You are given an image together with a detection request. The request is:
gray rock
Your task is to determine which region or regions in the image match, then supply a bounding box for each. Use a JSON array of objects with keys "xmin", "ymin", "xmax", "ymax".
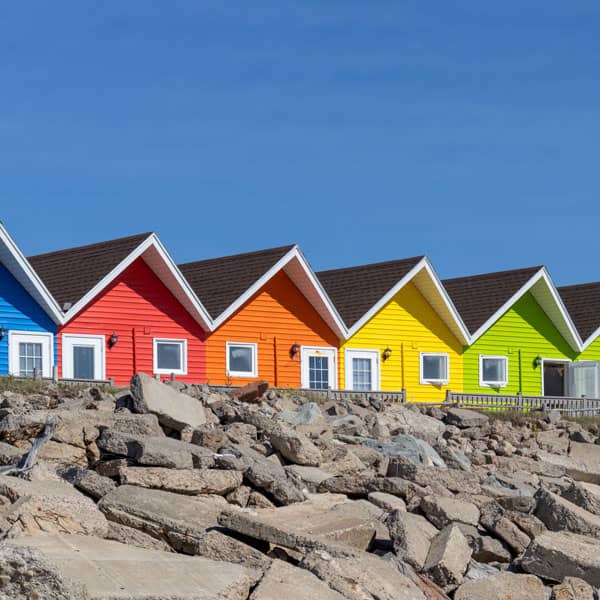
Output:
[
  {"xmin": 329, "ymin": 414, "xmax": 365, "ymax": 436},
  {"xmin": 471, "ymin": 535, "xmax": 512, "ymax": 563},
  {"xmin": 454, "ymin": 572, "xmax": 545, "ymax": 600},
  {"xmin": 380, "ymin": 406, "xmax": 445, "ymax": 442},
  {"xmin": 521, "ymin": 530, "xmax": 600, "ymax": 586},
  {"xmin": 562, "ymin": 481, "xmax": 600, "ymax": 516},
  {"xmin": 277, "ymin": 403, "xmax": 324, "ymax": 427},
  {"xmin": 424, "ymin": 524, "xmax": 472, "ymax": 589},
  {"xmin": 535, "ymin": 488, "xmax": 600, "ymax": 537},
  {"xmin": 106, "ymin": 521, "xmax": 174, "ymax": 552},
  {"xmin": 130, "ymin": 372, "xmax": 207, "ymax": 431},
  {"xmin": 361, "ymin": 434, "xmax": 446, "ymax": 468},
  {"xmin": 420, "ymin": 495, "xmax": 480, "ymax": 528},
  {"xmin": 445, "ymin": 408, "xmax": 488, "ymax": 429},
  {"xmin": 68, "ymin": 467, "xmax": 116, "ymax": 500},
  {"xmin": 0, "ymin": 440, "xmax": 23, "ymax": 465},
  {"xmin": 368, "ymin": 491, "xmax": 407, "ymax": 513},
  {"xmin": 479, "ymin": 502, "xmax": 531, "ymax": 555},
  {"xmin": 551, "ymin": 576, "xmax": 595, "ymax": 600},
  {"xmin": 388, "ymin": 509, "xmax": 438, "ymax": 570},
  {"xmin": 463, "ymin": 560, "xmax": 500, "ymax": 581},
  {"xmin": 285, "ymin": 465, "xmax": 334, "ymax": 492},
  {"xmin": 270, "ymin": 427, "xmax": 322, "ymax": 466}
]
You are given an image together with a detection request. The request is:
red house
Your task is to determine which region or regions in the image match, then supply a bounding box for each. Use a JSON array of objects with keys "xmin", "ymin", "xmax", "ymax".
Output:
[{"xmin": 29, "ymin": 233, "xmax": 212, "ymax": 386}]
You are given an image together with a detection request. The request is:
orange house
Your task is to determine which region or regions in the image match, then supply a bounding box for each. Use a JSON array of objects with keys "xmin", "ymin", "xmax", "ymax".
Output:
[{"xmin": 180, "ymin": 245, "xmax": 346, "ymax": 388}]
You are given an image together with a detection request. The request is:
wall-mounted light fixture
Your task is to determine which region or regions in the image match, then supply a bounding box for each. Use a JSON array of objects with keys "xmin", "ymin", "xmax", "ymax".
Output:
[
  {"xmin": 533, "ymin": 355, "xmax": 543, "ymax": 368},
  {"xmin": 290, "ymin": 343, "xmax": 301, "ymax": 358},
  {"xmin": 0, "ymin": 327, "xmax": 6, "ymax": 341},
  {"xmin": 109, "ymin": 333, "xmax": 119, "ymax": 348},
  {"xmin": 382, "ymin": 347, "xmax": 392, "ymax": 361}
]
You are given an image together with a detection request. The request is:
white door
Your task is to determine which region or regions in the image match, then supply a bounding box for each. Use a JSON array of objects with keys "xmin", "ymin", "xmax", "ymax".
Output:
[
  {"xmin": 301, "ymin": 346, "xmax": 337, "ymax": 390},
  {"xmin": 568, "ymin": 361, "xmax": 600, "ymax": 398},
  {"xmin": 62, "ymin": 334, "xmax": 105, "ymax": 380},
  {"xmin": 345, "ymin": 349, "xmax": 380, "ymax": 391},
  {"xmin": 8, "ymin": 331, "xmax": 53, "ymax": 378}
]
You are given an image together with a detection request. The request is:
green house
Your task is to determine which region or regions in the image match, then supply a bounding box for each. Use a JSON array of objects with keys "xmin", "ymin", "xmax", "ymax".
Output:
[{"xmin": 444, "ymin": 267, "xmax": 582, "ymax": 397}]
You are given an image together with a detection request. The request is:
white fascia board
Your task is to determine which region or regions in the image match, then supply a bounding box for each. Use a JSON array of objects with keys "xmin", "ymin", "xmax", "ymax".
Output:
[
  {"xmin": 62, "ymin": 234, "xmax": 213, "ymax": 331},
  {"xmin": 0, "ymin": 223, "xmax": 64, "ymax": 324},
  {"xmin": 582, "ymin": 326, "xmax": 600, "ymax": 351},
  {"xmin": 211, "ymin": 245, "xmax": 348, "ymax": 339}
]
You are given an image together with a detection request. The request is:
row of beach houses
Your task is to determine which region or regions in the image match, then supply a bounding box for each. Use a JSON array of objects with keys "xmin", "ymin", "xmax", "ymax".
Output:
[{"xmin": 1, "ymin": 223, "xmax": 600, "ymax": 402}]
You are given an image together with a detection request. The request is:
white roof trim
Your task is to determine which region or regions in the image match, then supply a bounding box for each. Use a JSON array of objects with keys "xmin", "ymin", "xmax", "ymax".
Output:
[
  {"xmin": 345, "ymin": 257, "xmax": 471, "ymax": 345},
  {"xmin": 582, "ymin": 325, "xmax": 600, "ymax": 351},
  {"xmin": 0, "ymin": 223, "xmax": 63, "ymax": 324},
  {"xmin": 211, "ymin": 245, "xmax": 347, "ymax": 339},
  {"xmin": 61, "ymin": 233, "xmax": 213, "ymax": 330},
  {"xmin": 469, "ymin": 267, "xmax": 583, "ymax": 352}
]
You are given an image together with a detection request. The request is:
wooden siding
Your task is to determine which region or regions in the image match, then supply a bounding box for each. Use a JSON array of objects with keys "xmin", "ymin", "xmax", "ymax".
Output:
[
  {"xmin": 463, "ymin": 291, "xmax": 576, "ymax": 395},
  {"xmin": 579, "ymin": 336, "xmax": 600, "ymax": 362},
  {"xmin": 58, "ymin": 258, "xmax": 207, "ymax": 386},
  {"xmin": 205, "ymin": 270, "xmax": 339, "ymax": 387},
  {"xmin": 340, "ymin": 281, "xmax": 464, "ymax": 402},
  {"xmin": 0, "ymin": 262, "xmax": 56, "ymax": 374}
]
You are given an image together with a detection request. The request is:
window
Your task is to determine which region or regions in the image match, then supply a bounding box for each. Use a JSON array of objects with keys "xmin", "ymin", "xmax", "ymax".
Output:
[
  {"xmin": 352, "ymin": 357, "xmax": 372, "ymax": 391},
  {"xmin": 226, "ymin": 342, "xmax": 257, "ymax": 377},
  {"xmin": 309, "ymin": 355, "xmax": 330, "ymax": 390},
  {"xmin": 62, "ymin": 334, "xmax": 104, "ymax": 380},
  {"xmin": 73, "ymin": 346, "xmax": 95, "ymax": 379},
  {"xmin": 18, "ymin": 342, "xmax": 43, "ymax": 377},
  {"xmin": 420, "ymin": 352, "xmax": 449, "ymax": 384},
  {"xmin": 154, "ymin": 339, "xmax": 187, "ymax": 375},
  {"xmin": 479, "ymin": 355, "xmax": 508, "ymax": 387},
  {"xmin": 9, "ymin": 331, "xmax": 53, "ymax": 378}
]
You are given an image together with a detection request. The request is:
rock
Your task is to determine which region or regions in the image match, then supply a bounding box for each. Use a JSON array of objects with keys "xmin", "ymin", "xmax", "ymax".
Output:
[
  {"xmin": 454, "ymin": 573, "xmax": 545, "ymax": 600},
  {"xmin": 130, "ymin": 372, "xmax": 207, "ymax": 431},
  {"xmin": 106, "ymin": 521, "xmax": 174, "ymax": 552},
  {"xmin": 551, "ymin": 576, "xmax": 595, "ymax": 600},
  {"xmin": 368, "ymin": 491, "xmax": 407, "ymax": 512},
  {"xmin": 420, "ymin": 495, "xmax": 480, "ymax": 528},
  {"xmin": 471, "ymin": 534, "xmax": 512, "ymax": 563},
  {"xmin": 537, "ymin": 430, "xmax": 570, "ymax": 454},
  {"xmin": 329, "ymin": 414, "xmax": 365, "ymax": 436},
  {"xmin": 229, "ymin": 381, "xmax": 269, "ymax": 403},
  {"xmin": 98, "ymin": 485, "xmax": 226, "ymax": 553},
  {"xmin": 277, "ymin": 403, "xmax": 324, "ymax": 427},
  {"xmin": 562, "ymin": 481, "xmax": 600, "ymax": 516},
  {"xmin": 463, "ymin": 560, "xmax": 500, "ymax": 581},
  {"xmin": 250, "ymin": 559, "xmax": 345, "ymax": 599},
  {"xmin": 196, "ymin": 529, "xmax": 273, "ymax": 571},
  {"xmin": 521, "ymin": 530, "xmax": 600, "ymax": 586},
  {"xmin": 270, "ymin": 427, "xmax": 322, "ymax": 466},
  {"xmin": 286, "ymin": 465, "xmax": 334, "ymax": 491},
  {"xmin": 8, "ymin": 533, "xmax": 261, "ymax": 599},
  {"xmin": 479, "ymin": 502, "xmax": 531, "ymax": 555},
  {"xmin": 537, "ymin": 450, "xmax": 600, "ymax": 485},
  {"xmin": 299, "ymin": 547, "xmax": 427, "ymax": 600},
  {"xmin": 37, "ymin": 440, "xmax": 88, "ymax": 467},
  {"xmin": 388, "ymin": 509, "xmax": 439, "ymax": 570},
  {"xmin": 534, "ymin": 488, "xmax": 600, "ymax": 537},
  {"xmin": 380, "ymin": 406, "xmax": 445, "ymax": 442},
  {"xmin": 119, "ymin": 466, "xmax": 243, "ymax": 495},
  {"xmin": 0, "ymin": 440, "xmax": 23, "ymax": 465},
  {"xmin": 219, "ymin": 494, "xmax": 378, "ymax": 552},
  {"xmin": 67, "ymin": 467, "xmax": 116, "ymax": 500},
  {"xmin": 424, "ymin": 524, "xmax": 472, "ymax": 589},
  {"xmin": 0, "ymin": 543, "xmax": 86, "ymax": 599},
  {"xmin": 226, "ymin": 485, "xmax": 252, "ymax": 507},
  {"xmin": 445, "ymin": 408, "xmax": 488, "ymax": 429},
  {"xmin": 319, "ymin": 444, "xmax": 365, "ymax": 475},
  {"xmin": 362, "ymin": 434, "xmax": 446, "ymax": 468}
]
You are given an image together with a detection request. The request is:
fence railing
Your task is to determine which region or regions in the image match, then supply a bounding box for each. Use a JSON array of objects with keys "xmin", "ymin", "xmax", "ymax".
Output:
[{"xmin": 446, "ymin": 390, "xmax": 600, "ymax": 417}]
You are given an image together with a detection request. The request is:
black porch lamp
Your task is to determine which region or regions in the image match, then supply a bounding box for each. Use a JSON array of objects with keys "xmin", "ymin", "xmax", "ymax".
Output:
[{"xmin": 109, "ymin": 332, "xmax": 119, "ymax": 348}]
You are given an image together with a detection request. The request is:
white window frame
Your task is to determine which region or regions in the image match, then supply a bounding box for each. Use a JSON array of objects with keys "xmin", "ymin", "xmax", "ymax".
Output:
[
  {"xmin": 345, "ymin": 348, "xmax": 380, "ymax": 391},
  {"xmin": 62, "ymin": 333, "xmax": 106, "ymax": 380},
  {"xmin": 8, "ymin": 331, "xmax": 53, "ymax": 378},
  {"xmin": 226, "ymin": 342, "xmax": 258, "ymax": 378},
  {"xmin": 419, "ymin": 352, "xmax": 449, "ymax": 385},
  {"xmin": 153, "ymin": 338, "xmax": 188, "ymax": 376},
  {"xmin": 301, "ymin": 346, "xmax": 338, "ymax": 389},
  {"xmin": 479, "ymin": 355, "xmax": 509, "ymax": 388}
]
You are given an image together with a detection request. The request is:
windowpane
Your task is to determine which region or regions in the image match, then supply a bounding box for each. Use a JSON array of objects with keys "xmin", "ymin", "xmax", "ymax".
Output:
[
  {"xmin": 18, "ymin": 342, "xmax": 43, "ymax": 377},
  {"xmin": 73, "ymin": 346, "xmax": 95, "ymax": 380},
  {"xmin": 229, "ymin": 346, "xmax": 253, "ymax": 374},
  {"xmin": 482, "ymin": 357, "xmax": 506, "ymax": 384},
  {"xmin": 157, "ymin": 343, "xmax": 182, "ymax": 371},
  {"xmin": 352, "ymin": 357, "xmax": 372, "ymax": 391},
  {"xmin": 422, "ymin": 355, "xmax": 447, "ymax": 381},
  {"xmin": 309, "ymin": 356, "xmax": 329, "ymax": 390}
]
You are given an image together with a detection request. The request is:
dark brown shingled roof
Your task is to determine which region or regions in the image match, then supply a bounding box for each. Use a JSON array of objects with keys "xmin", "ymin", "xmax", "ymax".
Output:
[
  {"xmin": 317, "ymin": 256, "xmax": 424, "ymax": 328},
  {"xmin": 28, "ymin": 232, "xmax": 152, "ymax": 309},
  {"xmin": 178, "ymin": 245, "xmax": 295, "ymax": 319},
  {"xmin": 443, "ymin": 266, "xmax": 542, "ymax": 334},
  {"xmin": 558, "ymin": 282, "xmax": 600, "ymax": 341}
]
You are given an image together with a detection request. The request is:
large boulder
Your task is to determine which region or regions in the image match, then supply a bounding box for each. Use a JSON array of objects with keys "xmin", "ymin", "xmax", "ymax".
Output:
[
  {"xmin": 361, "ymin": 434, "xmax": 446, "ymax": 468},
  {"xmin": 534, "ymin": 489, "xmax": 600, "ymax": 537},
  {"xmin": 387, "ymin": 509, "xmax": 438, "ymax": 570},
  {"xmin": 562, "ymin": 481, "xmax": 600, "ymax": 516},
  {"xmin": 379, "ymin": 406, "xmax": 445, "ymax": 442},
  {"xmin": 551, "ymin": 577, "xmax": 595, "ymax": 600},
  {"xmin": 270, "ymin": 427, "xmax": 322, "ymax": 466},
  {"xmin": 454, "ymin": 572, "xmax": 545, "ymax": 600},
  {"xmin": 130, "ymin": 372, "xmax": 206, "ymax": 431},
  {"xmin": 444, "ymin": 408, "xmax": 488, "ymax": 429},
  {"xmin": 277, "ymin": 403, "xmax": 324, "ymax": 428},
  {"xmin": 424, "ymin": 524, "xmax": 472, "ymax": 589},
  {"xmin": 420, "ymin": 495, "xmax": 480, "ymax": 528}
]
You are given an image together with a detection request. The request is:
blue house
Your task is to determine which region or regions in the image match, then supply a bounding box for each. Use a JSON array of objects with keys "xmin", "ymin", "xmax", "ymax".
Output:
[{"xmin": 0, "ymin": 223, "xmax": 62, "ymax": 377}]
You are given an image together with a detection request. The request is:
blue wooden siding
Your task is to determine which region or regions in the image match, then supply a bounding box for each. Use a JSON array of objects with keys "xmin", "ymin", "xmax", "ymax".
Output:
[{"xmin": 0, "ymin": 262, "xmax": 56, "ymax": 374}]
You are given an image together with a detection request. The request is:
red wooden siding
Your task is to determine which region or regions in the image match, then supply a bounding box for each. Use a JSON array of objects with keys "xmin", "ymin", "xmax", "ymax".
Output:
[
  {"xmin": 58, "ymin": 258, "xmax": 207, "ymax": 385},
  {"xmin": 206, "ymin": 270, "xmax": 340, "ymax": 387}
]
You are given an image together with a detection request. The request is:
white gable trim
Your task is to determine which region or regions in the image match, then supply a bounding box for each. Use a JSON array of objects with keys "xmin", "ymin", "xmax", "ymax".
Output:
[
  {"xmin": 211, "ymin": 246, "xmax": 347, "ymax": 339},
  {"xmin": 582, "ymin": 326, "xmax": 600, "ymax": 351},
  {"xmin": 345, "ymin": 257, "xmax": 471, "ymax": 345},
  {"xmin": 469, "ymin": 267, "xmax": 583, "ymax": 352},
  {"xmin": 0, "ymin": 223, "xmax": 63, "ymax": 324},
  {"xmin": 61, "ymin": 233, "xmax": 213, "ymax": 330}
]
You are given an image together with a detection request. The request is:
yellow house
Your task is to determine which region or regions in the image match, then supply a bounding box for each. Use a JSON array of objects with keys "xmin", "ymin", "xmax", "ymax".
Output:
[{"xmin": 318, "ymin": 256, "xmax": 470, "ymax": 402}]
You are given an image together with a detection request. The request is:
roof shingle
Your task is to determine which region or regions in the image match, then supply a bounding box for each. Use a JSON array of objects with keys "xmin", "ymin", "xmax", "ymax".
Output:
[
  {"xmin": 28, "ymin": 232, "xmax": 152, "ymax": 308},
  {"xmin": 558, "ymin": 282, "xmax": 600, "ymax": 342},
  {"xmin": 317, "ymin": 256, "xmax": 424, "ymax": 328},
  {"xmin": 179, "ymin": 245, "xmax": 295, "ymax": 319},
  {"xmin": 443, "ymin": 266, "xmax": 542, "ymax": 334}
]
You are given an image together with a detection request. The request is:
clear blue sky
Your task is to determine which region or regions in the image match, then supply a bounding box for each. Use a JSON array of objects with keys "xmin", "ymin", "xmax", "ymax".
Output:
[{"xmin": 1, "ymin": 2, "xmax": 599, "ymax": 285}]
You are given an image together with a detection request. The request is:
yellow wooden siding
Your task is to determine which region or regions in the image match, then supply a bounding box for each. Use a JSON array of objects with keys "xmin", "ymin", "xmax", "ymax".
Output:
[
  {"xmin": 578, "ymin": 336, "xmax": 600, "ymax": 362},
  {"xmin": 339, "ymin": 281, "xmax": 464, "ymax": 402}
]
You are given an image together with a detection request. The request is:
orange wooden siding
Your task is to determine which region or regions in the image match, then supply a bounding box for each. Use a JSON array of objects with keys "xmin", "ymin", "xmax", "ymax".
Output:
[
  {"xmin": 206, "ymin": 270, "xmax": 339, "ymax": 387},
  {"xmin": 59, "ymin": 258, "xmax": 207, "ymax": 385}
]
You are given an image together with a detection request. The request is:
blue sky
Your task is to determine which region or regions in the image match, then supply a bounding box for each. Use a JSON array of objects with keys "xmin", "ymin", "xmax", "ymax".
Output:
[{"xmin": 1, "ymin": 2, "xmax": 599, "ymax": 284}]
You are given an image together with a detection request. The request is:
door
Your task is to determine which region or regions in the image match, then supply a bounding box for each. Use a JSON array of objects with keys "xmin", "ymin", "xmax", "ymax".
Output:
[
  {"xmin": 568, "ymin": 362, "xmax": 600, "ymax": 398},
  {"xmin": 543, "ymin": 361, "xmax": 567, "ymax": 396},
  {"xmin": 62, "ymin": 334, "xmax": 105, "ymax": 380},
  {"xmin": 8, "ymin": 331, "xmax": 53, "ymax": 378},
  {"xmin": 301, "ymin": 346, "xmax": 337, "ymax": 390},
  {"xmin": 345, "ymin": 349, "xmax": 380, "ymax": 391}
]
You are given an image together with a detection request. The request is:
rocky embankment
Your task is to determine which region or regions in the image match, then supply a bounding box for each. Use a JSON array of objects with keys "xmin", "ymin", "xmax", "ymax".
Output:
[{"xmin": 1, "ymin": 374, "xmax": 600, "ymax": 599}]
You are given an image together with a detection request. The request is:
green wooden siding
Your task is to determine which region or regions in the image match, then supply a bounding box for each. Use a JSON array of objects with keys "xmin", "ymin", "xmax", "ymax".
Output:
[
  {"xmin": 463, "ymin": 292, "xmax": 577, "ymax": 395},
  {"xmin": 579, "ymin": 336, "xmax": 600, "ymax": 362}
]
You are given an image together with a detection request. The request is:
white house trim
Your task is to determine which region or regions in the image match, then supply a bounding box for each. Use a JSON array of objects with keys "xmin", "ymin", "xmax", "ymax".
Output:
[{"xmin": 8, "ymin": 330, "xmax": 54, "ymax": 378}]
